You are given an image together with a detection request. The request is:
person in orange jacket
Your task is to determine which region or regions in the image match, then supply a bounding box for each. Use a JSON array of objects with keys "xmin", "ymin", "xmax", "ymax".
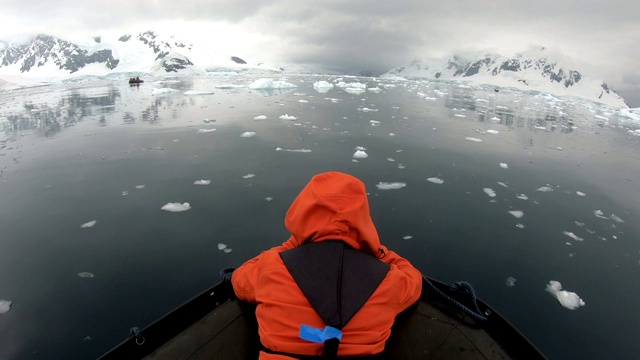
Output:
[{"xmin": 231, "ymin": 171, "xmax": 423, "ymax": 359}]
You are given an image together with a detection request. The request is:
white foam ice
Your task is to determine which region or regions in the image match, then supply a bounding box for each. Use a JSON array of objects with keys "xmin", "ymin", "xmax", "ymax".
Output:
[
  {"xmin": 487, "ymin": 130, "xmax": 499, "ymax": 134},
  {"xmin": 509, "ymin": 210, "xmax": 524, "ymax": 218},
  {"xmin": 194, "ymin": 180, "xmax": 211, "ymax": 185},
  {"xmin": 152, "ymin": 88, "xmax": 179, "ymax": 95},
  {"xmin": 427, "ymin": 177, "xmax": 444, "ymax": 184},
  {"xmin": 184, "ymin": 90, "xmax": 215, "ymax": 95},
  {"xmin": 313, "ymin": 81, "xmax": 334, "ymax": 93},
  {"xmin": 254, "ymin": 115, "xmax": 267, "ymax": 120},
  {"xmin": 376, "ymin": 182, "xmax": 406, "ymax": 190},
  {"xmin": 279, "ymin": 114, "xmax": 297, "ymax": 120},
  {"xmin": 500, "ymin": 163, "xmax": 508, "ymax": 169},
  {"xmin": 161, "ymin": 202, "xmax": 191, "ymax": 212},
  {"xmin": 563, "ymin": 231, "xmax": 584, "ymax": 241},
  {"xmin": 464, "ymin": 137, "xmax": 483, "ymax": 142},
  {"xmin": 198, "ymin": 128, "xmax": 217, "ymax": 133},
  {"xmin": 545, "ymin": 281, "xmax": 585, "ymax": 310},
  {"xmin": 536, "ymin": 186, "xmax": 554, "ymax": 192},
  {"xmin": 240, "ymin": 132, "xmax": 257, "ymax": 137},
  {"xmin": 0, "ymin": 299, "xmax": 12, "ymax": 314},
  {"xmin": 505, "ymin": 277, "xmax": 516, "ymax": 287},
  {"xmin": 80, "ymin": 220, "xmax": 97, "ymax": 228},
  {"xmin": 483, "ymin": 188, "xmax": 497, "ymax": 197},
  {"xmin": 77, "ymin": 272, "xmax": 95, "ymax": 278},
  {"xmin": 242, "ymin": 174, "xmax": 255, "ymax": 179},
  {"xmin": 249, "ymin": 78, "xmax": 296, "ymax": 89},
  {"xmin": 276, "ymin": 147, "xmax": 311, "ymax": 153}
]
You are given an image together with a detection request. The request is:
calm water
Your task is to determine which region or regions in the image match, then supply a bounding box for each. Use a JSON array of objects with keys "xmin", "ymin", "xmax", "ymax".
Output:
[{"xmin": 0, "ymin": 75, "xmax": 639, "ymax": 359}]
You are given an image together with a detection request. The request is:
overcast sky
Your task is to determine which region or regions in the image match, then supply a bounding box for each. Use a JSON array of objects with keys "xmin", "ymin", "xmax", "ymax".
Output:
[{"xmin": 1, "ymin": 0, "xmax": 639, "ymax": 105}]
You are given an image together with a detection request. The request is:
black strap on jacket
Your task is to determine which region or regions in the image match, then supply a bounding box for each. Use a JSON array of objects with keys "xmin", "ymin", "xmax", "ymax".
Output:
[{"xmin": 279, "ymin": 241, "xmax": 390, "ymax": 359}]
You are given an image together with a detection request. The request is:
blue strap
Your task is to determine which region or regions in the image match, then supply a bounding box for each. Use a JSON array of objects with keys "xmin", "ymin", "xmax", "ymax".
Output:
[{"xmin": 299, "ymin": 324, "xmax": 343, "ymax": 343}]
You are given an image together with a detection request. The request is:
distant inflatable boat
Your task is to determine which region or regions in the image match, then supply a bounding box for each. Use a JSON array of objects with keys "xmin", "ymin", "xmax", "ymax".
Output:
[
  {"xmin": 129, "ymin": 79, "xmax": 144, "ymax": 84},
  {"xmin": 98, "ymin": 276, "xmax": 546, "ymax": 359}
]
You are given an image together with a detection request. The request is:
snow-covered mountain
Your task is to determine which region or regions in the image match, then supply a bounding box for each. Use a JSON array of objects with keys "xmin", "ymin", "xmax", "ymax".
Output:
[
  {"xmin": 0, "ymin": 31, "xmax": 289, "ymax": 80},
  {"xmin": 385, "ymin": 47, "xmax": 628, "ymax": 108}
]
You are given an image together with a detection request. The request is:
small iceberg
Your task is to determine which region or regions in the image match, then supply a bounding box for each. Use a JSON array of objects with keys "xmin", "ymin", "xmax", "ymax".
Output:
[
  {"xmin": 483, "ymin": 188, "xmax": 496, "ymax": 197},
  {"xmin": 198, "ymin": 128, "xmax": 217, "ymax": 133},
  {"xmin": 376, "ymin": 182, "xmax": 406, "ymax": 190},
  {"xmin": 249, "ymin": 79, "xmax": 297, "ymax": 89},
  {"xmin": 427, "ymin": 177, "xmax": 444, "ymax": 184},
  {"xmin": 536, "ymin": 186, "xmax": 554, "ymax": 192},
  {"xmin": 508, "ymin": 210, "xmax": 524, "ymax": 218},
  {"xmin": 487, "ymin": 130, "xmax": 499, "ymax": 135},
  {"xmin": 194, "ymin": 180, "xmax": 211, "ymax": 185},
  {"xmin": 80, "ymin": 220, "xmax": 97, "ymax": 228},
  {"xmin": 499, "ymin": 163, "xmax": 508, "ymax": 169},
  {"xmin": 279, "ymin": 114, "xmax": 298, "ymax": 120},
  {"xmin": 545, "ymin": 281, "xmax": 585, "ymax": 310},
  {"xmin": 464, "ymin": 137, "xmax": 483, "ymax": 143},
  {"xmin": 218, "ymin": 243, "xmax": 233, "ymax": 253},
  {"xmin": 353, "ymin": 150, "xmax": 368, "ymax": 158},
  {"xmin": 576, "ymin": 191, "xmax": 586, "ymax": 197},
  {"xmin": 0, "ymin": 300, "xmax": 12, "ymax": 314},
  {"xmin": 313, "ymin": 81, "xmax": 334, "ymax": 93},
  {"xmin": 242, "ymin": 174, "xmax": 255, "ymax": 179},
  {"xmin": 254, "ymin": 115, "xmax": 267, "ymax": 120},
  {"xmin": 161, "ymin": 202, "xmax": 191, "ymax": 212}
]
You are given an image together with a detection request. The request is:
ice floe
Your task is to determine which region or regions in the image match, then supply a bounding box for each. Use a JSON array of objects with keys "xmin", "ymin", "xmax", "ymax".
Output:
[
  {"xmin": 184, "ymin": 90, "xmax": 215, "ymax": 95},
  {"xmin": 135, "ymin": 185, "xmax": 146, "ymax": 189},
  {"xmin": 249, "ymin": 79, "xmax": 296, "ymax": 89},
  {"xmin": 403, "ymin": 235, "xmax": 413, "ymax": 240},
  {"xmin": 77, "ymin": 272, "xmax": 95, "ymax": 278},
  {"xmin": 194, "ymin": 180, "xmax": 211, "ymax": 185},
  {"xmin": 545, "ymin": 281, "xmax": 585, "ymax": 310},
  {"xmin": 491, "ymin": 117, "xmax": 501, "ymax": 121},
  {"xmin": 515, "ymin": 224, "xmax": 525, "ymax": 229},
  {"xmin": 80, "ymin": 220, "xmax": 97, "ymax": 228},
  {"xmin": 610, "ymin": 214, "xmax": 624, "ymax": 223},
  {"xmin": 594, "ymin": 210, "xmax": 609, "ymax": 219},
  {"xmin": 536, "ymin": 186, "xmax": 554, "ymax": 192},
  {"xmin": 279, "ymin": 114, "xmax": 297, "ymax": 120},
  {"xmin": 454, "ymin": 114, "xmax": 466, "ymax": 118},
  {"xmin": 353, "ymin": 146, "xmax": 368, "ymax": 158},
  {"xmin": 254, "ymin": 115, "xmax": 267, "ymax": 120},
  {"xmin": 313, "ymin": 81, "xmax": 334, "ymax": 93},
  {"xmin": 161, "ymin": 202, "xmax": 191, "ymax": 212},
  {"xmin": 486, "ymin": 130, "xmax": 499, "ymax": 134},
  {"xmin": 152, "ymin": 88, "xmax": 178, "ymax": 95},
  {"xmin": 369, "ymin": 120, "xmax": 381, "ymax": 126},
  {"xmin": 298, "ymin": 99, "xmax": 308, "ymax": 103},
  {"xmin": 265, "ymin": 197, "xmax": 274, "ymax": 201},
  {"xmin": 508, "ymin": 210, "xmax": 524, "ymax": 218},
  {"xmin": 376, "ymin": 182, "xmax": 406, "ymax": 190},
  {"xmin": 276, "ymin": 147, "xmax": 311, "ymax": 153},
  {"xmin": 497, "ymin": 182, "xmax": 508, "ymax": 188},
  {"xmin": 505, "ymin": 277, "xmax": 516, "ymax": 287},
  {"xmin": 367, "ymin": 87, "xmax": 383, "ymax": 93},
  {"xmin": 427, "ymin": 177, "xmax": 444, "ymax": 184},
  {"xmin": 563, "ymin": 231, "xmax": 584, "ymax": 241},
  {"xmin": 122, "ymin": 191, "xmax": 129, "ymax": 196},
  {"xmin": 198, "ymin": 128, "xmax": 217, "ymax": 133},
  {"xmin": 499, "ymin": 163, "xmax": 509, "ymax": 169},
  {"xmin": 516, "ymin": 194, "xmax": 529, "ymax": 200},
  {"xmin": 464, "ymin": 137, "xmax": 483, "ymax": 142},
  {"xmin": 483, "ymin": 188, "xmax": 496, "ymax": 197},
  {"xmin": 0, "ymin": 299, "xmax": 12, "ymax": 314},
  {"xmin": 217, "ymin": 243, "xmax": 232, "ymax": 253},
  {"xmin": 359, "ymin": 107, "xmax": 379, "ymax": 112},
  {"xmin": 242, "ymin": 174, "xmax": 255, "ymax": 179},
  {"xmin": 240, "ymin": 132, "xmax": 257, "ymax": 137}
]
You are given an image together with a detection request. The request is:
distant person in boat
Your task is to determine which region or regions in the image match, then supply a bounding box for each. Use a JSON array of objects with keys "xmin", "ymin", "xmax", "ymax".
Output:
[{"xmin": 230, "ymin": 171, "xmax": 422, "ymax": 359}]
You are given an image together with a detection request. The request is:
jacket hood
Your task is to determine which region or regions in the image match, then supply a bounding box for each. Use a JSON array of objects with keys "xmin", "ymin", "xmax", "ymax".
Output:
[{"xmin": 284, "ymin": 172, "xmax": 381, "ymax": 254}]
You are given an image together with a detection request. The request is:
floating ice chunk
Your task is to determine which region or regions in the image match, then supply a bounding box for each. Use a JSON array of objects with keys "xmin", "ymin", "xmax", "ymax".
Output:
[
  {"xmin": 427, "ymin": 177, "xmax": 444, "ymax": 184},
  {"xmin": 594, "ymin": 210, "xmax": 609, "ymax": 219},
  {"xmin": 545, "ymin": 281, "xmax": 585, "ymax": 310},
  {"xmin": 483, "ymin": 188, "xmax": 496, "ymax": 197},
  {"xmin": 534, "ymin": 126, "xmax": 547, "ymax": 130},
  {"xmin": 249, "ymin": 79, "xmax": 296, "ymax": 89},
  {"xmin": 464, "ymin": 137, "xmax": 483, "ymax": 142},
  {"xmin": 203, "ymin": 118, "xmax": 216, "ymax": 123},
  {"xmin": 508, "ymin": 210, "xmax": 524, "ymax": 218},
  {"xmin": 388, "ymin": 133, "xmax": 396, "ymax": 136},
  {"xmin": 369, "ymin": 120, "xmax": 381, "ymax": 126},
  {"xmin": 279, "ymin": 114, "xmax": 297, "ymax": 120},
  {"xmin": 161, "ymin": 202, "xmax": 191, "ymax": 212},
  {"xmin": 497, "ymin": 182, "xmax": 508, "ymax": 188},
  {"xmin": 222, "ymin": 248, "xmax": 232, "ymax": 253},
  {"xmin": 240, "ymin": 132, "xmax": 257, "ymax": 137},
  {"xmin": 387, "ymin": 158, "xmax": 395, "ymax": 162},
  {"xmin": 78, "ymin": 272, "xmax": 95, "ymax": 278},
  {"xmin": 135, "ymin": 185, "xmax": 145, "ymax": 189},
  {"xmin": 0, "ymin": 299, "xmax": 12, "ymax": 314},
  {"xmin": 516, "ymin": 223, "xmax": 525, "ymax": 229},
  {"xmin": 80, "ymin": 220, "xmax": 97, "ymax": 228},
  {"xmin": 499, "ymin": 163, "xmax": 508, "ymax": 169},
  {"xmin": 367, "ymin": 87, "xmax": 382, "ymax": 93},
  {"xmin": 122, "ymin": 191, "xmax": 129, "ymax": 196},
  {"xmin": 425, "ymin": 96, "xmax": 437, "ymax": 101},
  {"xmin": 217, "ymin": 243, "xmax": 227, "ymax": 250},
  {"xmin": 265, "ymin": 197, "xmax": 274, "ymax": 201},
  {"xmin": 491, "ymin": 117, "xmax": 501, "ymax": 121},
  {"xmin": 487, "ymin": 130, "xmax": 499, "ymax": 134},
  {"xmin": 517, "ymin": 194, "xmax": 529, "ymax": 200},
  {"xmin": 276, "ymin": 147, "xmax": 311, "ymax": 153},
  {"xmin": 505, "ymin": 277, "xmax": 516, "ymax": 287},
  {"xmin": 198, "ymin": 128, "xmax": 217, "ymax": 133},
  {"xmin": 243, "ymin": 174, "xmax": 255, "ymax": 179},
  {"xmin": 194, "ymin": 180, "xmax": 211, "ymax": 185},
  {"xmin": 536, "ymin": 186, "xmax": 554, "ymax": 192},
  {"xmin": 563, "ymin": 231, "xmax": 584, "ymax": 241},
  {"xmin": 313, "ymin": 81, "xmax": 334, "ymax": 93},
  {"xmin": 576, "ymin": 191, "xmax": 586, "ymax": 197},
  {"xmin": 403, "ymin": 235, "xmax": 413, "ymax": 240},
  {"xmin": 575, "ymin": 221, "xmax": 585, "ymax": 227},
  {"xmin": 152, "ymin": 88, "xmax": 178, "ymax": 95},
  {"xmin": 298, "ymin": 99, "xmax": 308, "ymax": 103},
  {"xmin": 454, "ymin": 114, "xmax": 466, "ymax": 118},
  {"xmin": 353, "ymin": 149, "xmax": 368, "ymax": 159},
  {"xmin": 184, "ymin": 90, "xmax": 215, "ymax": 95},
  {"xmin": 610, "ymin": 214, "xmax": 624, "ymax": 223},
  {"xmin": 254, "ymin": 115, "xmax": 267, "ymax": 120},
  {"xmin": 376, "ymin": 182, "xmax": 406, "ymax": 190}
]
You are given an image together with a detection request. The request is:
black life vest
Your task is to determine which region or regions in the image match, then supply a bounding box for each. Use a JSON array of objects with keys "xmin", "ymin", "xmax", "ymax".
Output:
[{"xmin": 272, "ymin": 241, "xmax": 390, "ymax": 359}]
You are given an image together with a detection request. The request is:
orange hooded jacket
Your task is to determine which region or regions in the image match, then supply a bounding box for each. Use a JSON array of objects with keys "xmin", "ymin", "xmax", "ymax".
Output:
[{"xmin": 231, "ymin": 172, "xmax": 422, "ymax": 359}]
